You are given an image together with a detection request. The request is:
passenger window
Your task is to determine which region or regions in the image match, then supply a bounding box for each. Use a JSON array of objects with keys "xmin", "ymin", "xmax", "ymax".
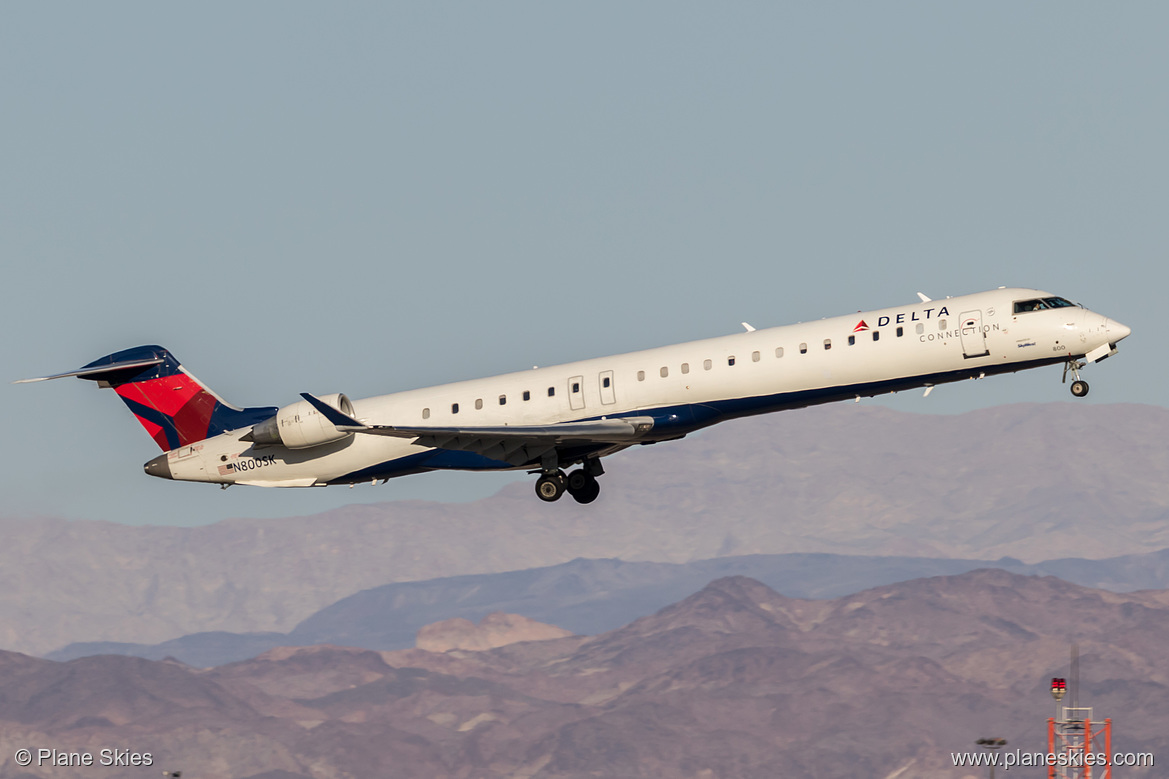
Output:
[
  {"xmin": 799, "ymin": 343, "xmax": 808, "ymax": 354},
  {"xmin": 823, "ymin": 339, "xmax": 831, "ymax": 350},
  {"xmin": 872, "ymin": 331, "xmax": 879, "ymax": 341},
  {"xmin": 916, "ymin": 323, "xmax": 924, "ymax": 334},
  {"xmin": 572, "ymin": 382, "xmax": 580, "ymax": 393},
  {"xmin": 752, "ymin": 351, "xmax": 760, "ymax": 362},
  {"xmin": 637, "ymin": 370, "xmax": 645, "ymax": 381},
  {"xmin": 848, "ymin": 335, "xmax": 855, "ymax": 346},
  {"xmin": 422, "ymin": 408, "xmax": 430, "ymax": 419},
  {"xmin": 681, "ymin": 363, "xmax": 689, "ymax": 374},
  {"xmin": 499, "ymin": 395, "xmax": 506, "ymax": 405},
  {"xmin": 452, "ymin": 403, "xmax": 459, "ymax": 414},
  {"xmin": 523, "ymin": 390, "xmax": 531, "ymax": 401},
  {"xmin": 938, "ymin": 319, "xmax": 947, "ymax": 330},
  {"xmin": 603, "ymin": 376, "xmax": 611, "ymax": 388},
  {"xmin": 660, "ymin": 367, "xmax": 668, "ymax": 378},
  {"xmin": 775, "ymin": 347, "xmax": 784, "ymax": 358},
  {"xmin": 475, "ymin": 398, "xmax": 483, "ymax": 410},
  {"xmin": 703, "ymin": 359, "xmax": 712, "ymax": 370},
  {"xmin": 896, "ymin": 326, "xmax": 903, "ymax": 337},
  {"xmin": 728, "ymin": 356, "xmax": 736, "ymax": 366},
  {"xmin": 547, "ymin": 387, "xmax": 555, "ymax": 397}
]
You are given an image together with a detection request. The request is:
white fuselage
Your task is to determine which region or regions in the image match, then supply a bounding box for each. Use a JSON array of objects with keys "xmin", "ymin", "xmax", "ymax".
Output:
[{"xmin": 161, "ymin": 288, "xmax": 1130, "ymax": 487}]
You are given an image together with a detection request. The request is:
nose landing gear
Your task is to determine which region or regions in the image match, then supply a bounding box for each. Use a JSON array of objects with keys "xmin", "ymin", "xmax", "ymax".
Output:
[{"xmin": 1062, "ymin": 359, "xmax": 1089, "ymax": 397}]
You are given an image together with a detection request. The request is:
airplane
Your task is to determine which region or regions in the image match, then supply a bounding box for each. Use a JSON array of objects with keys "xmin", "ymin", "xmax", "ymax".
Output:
[{"xmin": 17, "ymin": 287, "xmax": 1131, "ymax": 504}]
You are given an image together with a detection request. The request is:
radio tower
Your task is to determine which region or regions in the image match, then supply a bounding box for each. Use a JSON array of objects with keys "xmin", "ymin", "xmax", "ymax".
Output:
[{"xmin": 1048, "ymin": 644, "xmax": 1113, "ymax": 778}]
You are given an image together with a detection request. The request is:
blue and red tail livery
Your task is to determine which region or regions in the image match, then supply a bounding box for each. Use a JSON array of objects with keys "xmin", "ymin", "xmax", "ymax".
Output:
[{"xmin": 75, "ymin": 346, "xmax": 276, "ymax": 451}]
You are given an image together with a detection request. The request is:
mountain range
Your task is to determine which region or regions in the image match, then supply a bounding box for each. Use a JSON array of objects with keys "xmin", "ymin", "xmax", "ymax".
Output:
[
  {"xmin": 46, "ymin": 547, "xmax": 1169, "ymax": 667},
  {"xmin": 1, "ymin": 569, "xmax": 1164, "ymax": 779}
]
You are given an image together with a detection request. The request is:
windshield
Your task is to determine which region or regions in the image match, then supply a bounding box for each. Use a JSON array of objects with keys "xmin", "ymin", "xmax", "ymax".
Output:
[{"xmin": 1014, "ymin": 297, "xmax": 1076, "ymax": 314}]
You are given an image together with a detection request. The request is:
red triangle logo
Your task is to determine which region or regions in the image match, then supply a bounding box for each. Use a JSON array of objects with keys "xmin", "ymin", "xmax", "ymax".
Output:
[{"xmin": 853, "ymin": 320, "xmax": 869, "ymax": 332}]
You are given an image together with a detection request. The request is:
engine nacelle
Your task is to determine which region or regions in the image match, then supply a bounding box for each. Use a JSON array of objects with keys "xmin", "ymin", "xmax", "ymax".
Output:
[{"xmin": 251, "ymin": 393, "xmax": 356, "ymax": 449}]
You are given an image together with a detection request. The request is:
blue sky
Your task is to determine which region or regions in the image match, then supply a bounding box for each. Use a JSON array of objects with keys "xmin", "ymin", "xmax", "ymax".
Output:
[{"xmin": 2, "ymin": 2, "xmax": 1165, "ymax": 526}]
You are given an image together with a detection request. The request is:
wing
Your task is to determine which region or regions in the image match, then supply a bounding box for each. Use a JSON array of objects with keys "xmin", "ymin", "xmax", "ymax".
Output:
[{"xmin": 297, "ymin": 393, "xmax": 655, "ymax": 467}]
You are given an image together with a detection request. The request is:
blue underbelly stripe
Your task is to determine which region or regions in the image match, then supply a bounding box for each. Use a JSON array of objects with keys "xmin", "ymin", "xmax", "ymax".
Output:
[{"xmin": 332, "ymin": 356, "xmax": 1066, "ymax": 483}]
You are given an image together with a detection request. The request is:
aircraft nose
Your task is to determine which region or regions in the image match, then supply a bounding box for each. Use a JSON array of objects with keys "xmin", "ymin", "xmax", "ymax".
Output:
[
  {"xmin": 1107, "ymin": 318, "xmax": 1132, "ymax": 341},
  {"xmin": 143, "ymin": 453, "xmax": 172, "ymax": 480}
]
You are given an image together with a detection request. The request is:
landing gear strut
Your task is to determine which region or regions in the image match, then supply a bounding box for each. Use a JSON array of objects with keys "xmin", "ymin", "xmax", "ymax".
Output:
[{"xmin": 1062, "ymin": 359, "xmax": 1090, "ymax": 398}]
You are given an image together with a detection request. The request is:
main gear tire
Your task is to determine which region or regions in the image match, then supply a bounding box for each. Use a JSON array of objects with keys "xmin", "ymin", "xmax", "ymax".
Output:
[{"xmin": 536, "ymin": 472, "xmax": 567, "ymax": 502}]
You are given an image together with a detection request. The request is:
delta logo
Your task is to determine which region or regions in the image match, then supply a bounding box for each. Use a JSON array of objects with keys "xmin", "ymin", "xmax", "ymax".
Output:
[{"xmin": 853, "ymin": 320, "xmax": 870, "ymax": 332}]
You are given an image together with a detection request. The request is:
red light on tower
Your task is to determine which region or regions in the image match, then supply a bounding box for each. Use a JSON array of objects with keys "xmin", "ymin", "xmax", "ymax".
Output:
[{"xmin": 1050, "ymin": 677, "xmax": 1067, "ymax": 701}]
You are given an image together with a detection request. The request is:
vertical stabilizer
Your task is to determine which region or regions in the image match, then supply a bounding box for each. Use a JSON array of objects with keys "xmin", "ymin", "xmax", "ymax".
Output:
[{"xmin": 48, "ymin": 346, "xmax": 276, "ymax": 450}]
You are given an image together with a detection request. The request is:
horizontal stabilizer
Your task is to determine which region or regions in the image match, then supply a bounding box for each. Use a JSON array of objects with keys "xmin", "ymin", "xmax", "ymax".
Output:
[{"xmin": 14, "ymin": 357, "xmax": 165, "ymax": 384}]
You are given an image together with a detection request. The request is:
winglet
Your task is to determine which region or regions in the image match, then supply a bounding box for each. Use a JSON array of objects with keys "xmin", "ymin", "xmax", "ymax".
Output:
[
  {"xmin": 299, "ymin": 392, "xmax": 367, "ymax": 429},
  {"xmin": 917, "ymin": 292, "xmax": 932, "ymax": 303},
  {"xmin": 741, "ymin": 322, "xmax": 756, "ymax": 332}
]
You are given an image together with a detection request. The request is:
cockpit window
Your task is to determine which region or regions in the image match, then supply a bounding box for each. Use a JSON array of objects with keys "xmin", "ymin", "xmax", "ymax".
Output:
[
  {"xmin": 1013, "ymin": 299, "xmax": 1047, "ymax": 313},
  {"xmin": 1015, "ymin": 297, "xmax": 1076, "ymax": 314}
]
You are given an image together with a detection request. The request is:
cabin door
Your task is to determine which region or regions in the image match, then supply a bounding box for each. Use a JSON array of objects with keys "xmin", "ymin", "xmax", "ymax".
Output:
[
  {"xmin": 568, "ymin": 375, "xmax": 586, "ymax": 411},
  {"xmin": 959, "ymin": 310, "xmax": 989, "ymax": 358}
]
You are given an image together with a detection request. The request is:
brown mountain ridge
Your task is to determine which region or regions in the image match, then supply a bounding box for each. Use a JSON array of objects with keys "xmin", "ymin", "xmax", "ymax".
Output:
[{"xmin": 0, "ymin": 569, "xmax": 1164, "ymax": 778}]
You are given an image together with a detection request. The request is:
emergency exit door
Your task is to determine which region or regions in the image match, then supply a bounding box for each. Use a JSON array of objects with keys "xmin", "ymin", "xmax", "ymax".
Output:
[
  {"xmin": 568, "ymin": 375, "xmax": 585, "ymax": 411},
  {"xmin": 598, "ymin": 370, "xmax": 616, "ymax": 405}
]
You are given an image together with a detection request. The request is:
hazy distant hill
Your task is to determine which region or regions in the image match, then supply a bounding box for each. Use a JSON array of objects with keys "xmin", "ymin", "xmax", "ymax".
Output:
[
  {"xmin": 46, "ymin": 548, "xmax": 1169, "ymax": 666},
  {"xmin": 3, "ymin": 402, "xmax": 1167, "ymax": 656},
  {"xmin": 3, "ymin": 570, "xmax": 1165, "ymax": 778}
]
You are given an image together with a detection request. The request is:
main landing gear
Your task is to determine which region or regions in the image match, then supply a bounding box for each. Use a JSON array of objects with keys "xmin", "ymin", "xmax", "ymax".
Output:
[
  {"xmin": 1062, "ymin": 359, "xmax": 1090, "ymax": 398},
  {"xmin": 534, "ymin": 460, "xmax": 603, "ymax": 504}
]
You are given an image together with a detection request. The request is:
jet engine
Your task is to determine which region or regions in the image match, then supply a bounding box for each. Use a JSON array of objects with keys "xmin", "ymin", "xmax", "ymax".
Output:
[{"xmin": 251, "ymin": 393, "xmax": 356, "ymax": 449}]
